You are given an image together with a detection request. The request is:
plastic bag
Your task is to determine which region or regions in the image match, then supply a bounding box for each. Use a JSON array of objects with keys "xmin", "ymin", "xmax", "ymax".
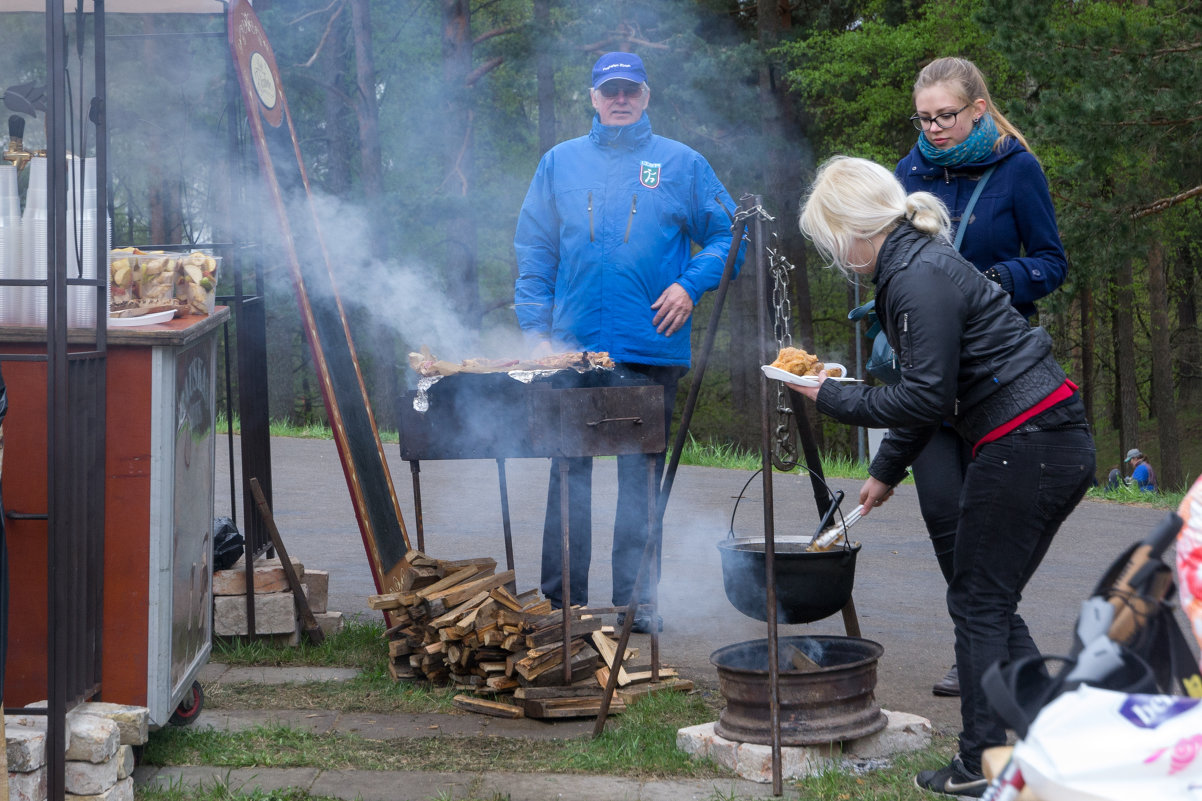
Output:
[
  {"xmin": 1011, "ymin": 685, "xmax": 1202, "ymax": 801},
  {"xmin": 847, "ymin": 299, "xmax": 901, "ymax": 385},
  {"xmin": 212, "ymin": 516, "xmax": 244, "ymax": 572}
]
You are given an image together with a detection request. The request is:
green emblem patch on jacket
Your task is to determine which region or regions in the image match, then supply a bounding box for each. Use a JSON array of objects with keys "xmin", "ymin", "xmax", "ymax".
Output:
[{"xmin": 640, "ymin": 161, "xmax": 661, "ymax": 188}]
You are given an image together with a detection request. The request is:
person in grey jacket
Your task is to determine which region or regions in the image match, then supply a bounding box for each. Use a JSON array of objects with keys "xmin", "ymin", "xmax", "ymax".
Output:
[{"xmin": 794, "ymin": 156, "xmax": 1095, "ymax": 798}]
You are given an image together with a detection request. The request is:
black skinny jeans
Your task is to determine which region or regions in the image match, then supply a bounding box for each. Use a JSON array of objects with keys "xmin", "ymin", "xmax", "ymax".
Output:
[
  {"xmin": 911, "ymin": 424, "xmax": 972, "ymax": 584},
  {"xmin": 950, "ymin": 426, "xmax": 1095, "ymax": 771}
]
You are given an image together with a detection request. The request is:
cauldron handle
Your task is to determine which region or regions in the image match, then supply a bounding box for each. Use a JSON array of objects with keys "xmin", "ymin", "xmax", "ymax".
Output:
[{"xmin": 727, "ymin": 468, "xmax": 763, "ymax": 539}]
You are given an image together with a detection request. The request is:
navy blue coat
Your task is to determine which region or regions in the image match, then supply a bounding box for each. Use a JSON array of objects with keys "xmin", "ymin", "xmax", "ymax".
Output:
[{"xmin": 895, "ymin": 138, "xmax": 1067, "ymax": 318}]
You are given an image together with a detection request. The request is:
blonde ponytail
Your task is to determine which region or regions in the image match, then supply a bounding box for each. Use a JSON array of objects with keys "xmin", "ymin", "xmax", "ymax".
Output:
[
  {"xmin": 904, "ymin": 193, "xmax": 951, "ymax": 239},
  {"xmin": 800, "ymin": 156, "xmax": 950, "ymax": 275}
]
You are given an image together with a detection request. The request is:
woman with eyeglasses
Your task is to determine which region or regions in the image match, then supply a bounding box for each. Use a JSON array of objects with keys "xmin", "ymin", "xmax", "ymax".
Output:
[
  {"xmin": 893, "ymin": 57, "xmax": 1069, "ymax": 701},
  {"xmin": 795, "ymin": 156, "xmax": 1093, "ymax": 798}
]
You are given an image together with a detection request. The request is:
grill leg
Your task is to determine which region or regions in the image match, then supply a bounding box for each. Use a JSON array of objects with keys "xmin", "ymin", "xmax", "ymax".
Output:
[
  {"xmin": 408, "ymin": 460, "xmax": 424, "ymax": 553},
  {"xmin": 496, "ymin": 458, "xmax": 517, "ymax": 593},
  {"xmin": 648, "ymin": 457, "xmax": 660, "ymax": 681},
  {"xmin": 559, "ymin": 458, "xmax": 573, "ymax": 685}
]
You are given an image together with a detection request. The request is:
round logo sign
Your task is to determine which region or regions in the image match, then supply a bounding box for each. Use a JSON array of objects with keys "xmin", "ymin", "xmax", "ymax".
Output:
[{"xmin": 250, "ymin": 51, "xmax": 277, "ymax": 110}]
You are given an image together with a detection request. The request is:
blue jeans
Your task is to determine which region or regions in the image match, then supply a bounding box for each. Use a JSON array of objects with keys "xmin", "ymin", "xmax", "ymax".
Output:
[
  {"xmin": 950, "ymin": 426, "xmax": 1095, "ymax": 771},
  {"xmin": 539, "ymin": 364, "xmax": 682, "ymax": 609}
]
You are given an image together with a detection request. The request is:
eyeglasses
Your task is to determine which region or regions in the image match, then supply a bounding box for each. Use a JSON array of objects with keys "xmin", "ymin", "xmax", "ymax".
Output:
[
  {"xmin": 598, "ymin": 82, "xmax": 644, "ymax": 99},
  {"xmin": 910, "ymin": 103, "xmax": 971, "ymax": 131}
]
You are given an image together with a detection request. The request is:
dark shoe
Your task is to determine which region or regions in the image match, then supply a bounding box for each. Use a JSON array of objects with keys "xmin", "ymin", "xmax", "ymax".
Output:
[
  {"xmin": 616, "ymin": 612, "xmax": 663, "ymax": 634},
  {"xmin": 915, "ymin": 754, "xmax": 987, "ymax": 798},
  {"xmin": 932, "ymin": 664, "xmax": 960, "ymax": 697}
]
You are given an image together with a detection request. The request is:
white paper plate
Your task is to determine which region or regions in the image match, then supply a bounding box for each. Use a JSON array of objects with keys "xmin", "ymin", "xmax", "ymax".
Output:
[
  {"xmin": 761, "ymin": 363, "xmax": 861, "ymax": 388},
  {"xmin": 108, "ymin": 309, "xmax": 176, "ymax": 327}
]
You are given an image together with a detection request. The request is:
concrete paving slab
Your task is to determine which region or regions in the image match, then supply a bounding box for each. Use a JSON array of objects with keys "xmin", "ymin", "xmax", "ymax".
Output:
[
  {"xmin": 195, "ymin": 709, "xmax": 341, "ymax": 735},
  {"xmin": 133, "ymin": 765, "xmax": 320, "ymax": 794},
  {"xmin": 213, "ymin": 666, "xmax": 362, "ymax": 685},
  {"xmin": 331, "ymin": 711, "xmax": 594, "ymax": 741}
]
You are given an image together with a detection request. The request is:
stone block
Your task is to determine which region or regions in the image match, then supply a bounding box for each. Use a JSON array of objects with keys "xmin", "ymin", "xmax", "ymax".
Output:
[
  {"xmin": 843, "ymin": 710, "xmax": 932, "ymax": 760},
  {"xmin": 301, "ymin": 570, "xmax": 329, "ymax": 614},
  {"xmin": 67, "ymin": 775, "xmax": 133, "ymax": 801},
  {"xmin": 675, "ymin": 721, "xmax": 715, "ymax": 757},
  {"xmin": 10, "ymin": 709, "xmax": 71, "ymax": 752},
  {"xmin": 115, "ymin": 745, "xmax": 134, "ymax": 781},
  {"xmin": 6, "ymin": 721, "xmax": 48, "ymax": 772},
  {"xmin": 213, "ymin": 590, "xmax": 298, "ymax": 635},
  {"xmin": 64, "ymin": 714, "xmax": 119, "ymax": 764},
  {"xmin": 67, "ymin": 715, "xmax": 114, "ymax": 759},
  {"xmin": 73, "ymin": 703, "xmax": 149, "ymax": 747},
  {"xmin": 64, "ymin": 751, "xmax": 118, "ymax": 796},
  {"xmin": 677, "ymin": 711, "xmax": 927, "ymax": 784},
  {"xmin": 314, "ymin": 611, "xmax": 343, "ymax": 636},
  {"xmin": 8, "ymin": 765, "xmax": 46, "ymax": 801},
  {"xmin": 213, "ymin": 559, "xmax": 304, "ymax": 596}
]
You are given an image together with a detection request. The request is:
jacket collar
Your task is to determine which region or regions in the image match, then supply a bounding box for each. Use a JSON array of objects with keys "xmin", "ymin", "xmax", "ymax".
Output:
[
  {"xmin": 904, "ymin": 136, "xmax": 1023, "ymax": 176},
  {"xmin": 590, "ymin": 112, "xmax": 653, "ymax": 150},
  {"xmin": 873, "ymin": 220, "xmax": 932, "ymax": 289}
]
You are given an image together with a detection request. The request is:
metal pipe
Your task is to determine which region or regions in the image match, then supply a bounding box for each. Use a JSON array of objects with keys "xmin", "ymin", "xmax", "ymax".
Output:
[
  {"xmin": 495, "ymin": 458, "xmax": 516, "ymax": 593},
  {"xmin": 657, "ymin": 208, "xmax": 749, "ymax": 509},
  {"xmin": 751, "ymin": 196, "xmax": 783, "ymax": 795}
]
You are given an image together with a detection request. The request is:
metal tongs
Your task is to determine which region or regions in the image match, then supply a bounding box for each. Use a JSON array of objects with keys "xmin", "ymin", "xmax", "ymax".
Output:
[{"xmin": 807, "ymin": 490, "xmax": 864, "ymax": 552}]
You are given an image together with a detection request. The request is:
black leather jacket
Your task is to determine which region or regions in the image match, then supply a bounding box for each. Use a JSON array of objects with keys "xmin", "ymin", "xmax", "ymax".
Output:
[{"xmin": 816, "ymin": 222, "xmax": 1071, "ymax": 485}]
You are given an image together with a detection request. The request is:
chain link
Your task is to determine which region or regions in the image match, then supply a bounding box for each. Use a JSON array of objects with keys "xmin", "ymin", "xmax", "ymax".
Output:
[{"xmin": 767, "ymin": 231, "xmax": 800, "ymax": 471}]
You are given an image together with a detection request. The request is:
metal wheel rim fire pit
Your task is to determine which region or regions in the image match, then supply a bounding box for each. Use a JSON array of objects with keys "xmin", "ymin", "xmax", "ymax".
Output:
[{"xmin": 711, "ymin": 635, "xmax": 887, "ymax": 746}]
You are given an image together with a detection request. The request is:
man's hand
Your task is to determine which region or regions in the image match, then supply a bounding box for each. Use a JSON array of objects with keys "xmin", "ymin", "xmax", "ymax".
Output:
[
  {"xmin": 651, "ymin": 283, "xmax": 694, "ymax": 336},
  {"xmin": 794, "ymin": 372, "xmax": 828, "ymax": 402}
]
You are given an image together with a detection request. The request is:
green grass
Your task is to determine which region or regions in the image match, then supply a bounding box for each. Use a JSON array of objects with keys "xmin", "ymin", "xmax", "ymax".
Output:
[
  {"xmin": 214, "ymin": 618, "xmax": 387, "ymax": 669},
  {"xmin": 138, "ymin": 783, "xmax": 341, "ymax": 801}
]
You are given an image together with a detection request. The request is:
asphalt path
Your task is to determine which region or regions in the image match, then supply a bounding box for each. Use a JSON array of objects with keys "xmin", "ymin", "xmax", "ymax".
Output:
[{"xmin": 216, "ymin": 434, "xmax": 1173, "ymax": 736}]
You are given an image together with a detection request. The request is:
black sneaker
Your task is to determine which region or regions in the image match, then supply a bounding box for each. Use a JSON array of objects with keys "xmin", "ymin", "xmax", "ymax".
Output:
[
  {"xmin": 616, "ymin": 612, "xmax": 663, "ymax": 634},
  {"xmin": 915, "ymin": 754, "xmax": 987, "ymax": 798}
]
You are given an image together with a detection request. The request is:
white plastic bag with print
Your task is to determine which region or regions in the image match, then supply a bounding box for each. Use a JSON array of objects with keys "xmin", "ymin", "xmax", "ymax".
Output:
[{"xmin": 1011, "ymin": 685, "xmax": 1202, "ymax": 801}]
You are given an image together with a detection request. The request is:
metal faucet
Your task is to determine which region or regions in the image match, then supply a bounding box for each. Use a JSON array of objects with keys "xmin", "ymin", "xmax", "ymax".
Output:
[{"xmin": 3, "ymin": 115, "xmax": 37, "ymax": 173}]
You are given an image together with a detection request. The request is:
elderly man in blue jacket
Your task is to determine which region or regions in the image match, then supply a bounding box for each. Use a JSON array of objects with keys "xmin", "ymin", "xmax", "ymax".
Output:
[{"xmin": 513, "ymin": 52, "xmax": 742, "ymax": 631}]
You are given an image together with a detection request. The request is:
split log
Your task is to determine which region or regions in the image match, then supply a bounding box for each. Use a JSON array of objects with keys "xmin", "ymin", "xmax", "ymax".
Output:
[{"xmin": 452, "ymin": 694, "xmax": 523, "ymax": 718}]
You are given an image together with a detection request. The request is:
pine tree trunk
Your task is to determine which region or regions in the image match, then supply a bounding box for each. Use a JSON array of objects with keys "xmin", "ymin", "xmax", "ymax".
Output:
[
  {"xmin": 1078, "ymin": 280, "xmax": 1095, "ymax": 430},
  {"xmin": 1113, "ymin": 263, "xmax": 1140, "ymax": 476},
  {"xmin": 1176, "ymin": 245, "xmax": 1202, "ymax": 407},
  {"xmin": 1147, "ymin": 242, "xmax": 1181, "ymax": 489},
  {"xmin": 440, "ymin": 0, "xmax": 481, "ymax": 330},
  {"xmin": 534, "ymin": 0, "xmax": 557, "ymax": 157}
]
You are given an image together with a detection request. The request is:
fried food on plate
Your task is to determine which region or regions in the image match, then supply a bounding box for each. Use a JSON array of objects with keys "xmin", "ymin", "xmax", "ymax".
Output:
[{"xmin": 770, "ymin": 346, "xmax": 843, "ymax": 377}]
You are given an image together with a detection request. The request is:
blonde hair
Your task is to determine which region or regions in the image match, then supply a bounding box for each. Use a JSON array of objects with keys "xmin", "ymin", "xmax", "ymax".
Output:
[
  {"xmin": 914, "ymin": 57, "xmax": 1031, "ymax": 154},
  {"xmin": 799, "ymin": 156, "xmax": 950, "ymax": 275}
]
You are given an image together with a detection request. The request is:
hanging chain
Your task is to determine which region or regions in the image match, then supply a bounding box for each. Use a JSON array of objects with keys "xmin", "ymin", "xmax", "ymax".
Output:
[{"xmin": 767, "ymin": 230, "xmax": 800, "ymax": 471}]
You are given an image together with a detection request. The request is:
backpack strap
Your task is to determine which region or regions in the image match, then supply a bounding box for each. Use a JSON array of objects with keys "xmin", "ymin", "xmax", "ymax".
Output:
[{"xmin": 953, "ymin": 165, "xmax": 997, "ymax": 252}]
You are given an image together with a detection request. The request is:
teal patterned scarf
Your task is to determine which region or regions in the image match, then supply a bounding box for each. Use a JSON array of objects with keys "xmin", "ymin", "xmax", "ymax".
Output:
[{"xmin": 918, "ymin": 113, "xmax": 998, "ymax": 166}]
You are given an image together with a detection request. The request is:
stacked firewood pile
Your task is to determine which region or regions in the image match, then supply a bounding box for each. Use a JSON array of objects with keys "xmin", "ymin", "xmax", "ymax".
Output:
[{"xmin": 368, "ymin": 549, "xmax": 687, "ymax": 719}]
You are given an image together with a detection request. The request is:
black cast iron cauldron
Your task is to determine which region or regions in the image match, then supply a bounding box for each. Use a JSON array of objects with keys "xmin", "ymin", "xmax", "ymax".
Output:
[{"xmin": 716, "ymin": 535, "xmax": 858, "ymax": 624}]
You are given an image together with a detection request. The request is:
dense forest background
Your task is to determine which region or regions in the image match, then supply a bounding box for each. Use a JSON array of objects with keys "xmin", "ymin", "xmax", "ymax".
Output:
[{"xmin": 3, "ymin": 0, "xmax": 1198, "ymax": 488}]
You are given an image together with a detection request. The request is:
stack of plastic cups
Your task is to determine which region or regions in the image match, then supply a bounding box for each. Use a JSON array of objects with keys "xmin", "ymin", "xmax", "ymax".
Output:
[
  {"xmin": 67, "ymin": 156, "xmax": 102, "ymax": 328},
  {"xmin": 0, "ymin": 165, "xmax": 20, "ymax": 325},
  {"xmin": 22, "ymin": 156, "xmax": 47, "ymax": 326}
]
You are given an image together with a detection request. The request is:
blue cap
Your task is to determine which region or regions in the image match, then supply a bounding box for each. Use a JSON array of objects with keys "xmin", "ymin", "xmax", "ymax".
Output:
[{"xmin": 592, "ymin": 52, "xmax": 647, "ymax": 88}]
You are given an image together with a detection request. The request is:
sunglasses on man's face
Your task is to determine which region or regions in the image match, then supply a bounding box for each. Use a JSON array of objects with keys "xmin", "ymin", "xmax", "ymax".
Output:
[{"xmin": 598, "ymin": 82, "xmax": 644, "ymax": 99}]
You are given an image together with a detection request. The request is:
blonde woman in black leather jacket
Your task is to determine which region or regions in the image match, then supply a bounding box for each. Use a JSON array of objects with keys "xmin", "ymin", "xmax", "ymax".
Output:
[{"xmin": 794, "ymin": 155, "xmax": 1095, "ymax": 799}]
